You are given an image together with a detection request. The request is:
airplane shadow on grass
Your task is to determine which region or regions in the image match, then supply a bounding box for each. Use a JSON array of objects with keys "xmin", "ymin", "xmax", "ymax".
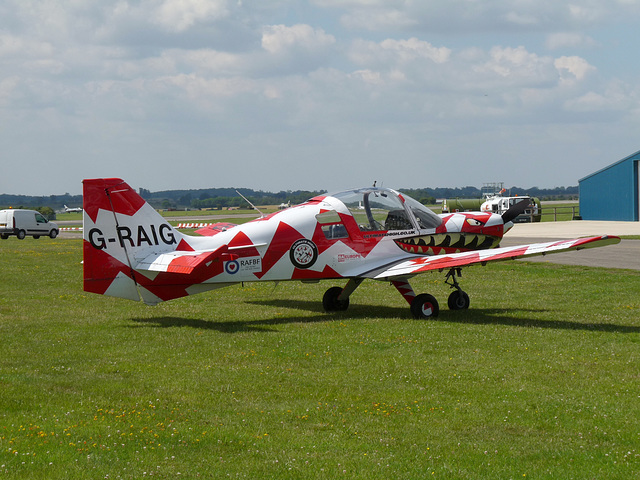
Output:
[{"xmin": 130, "ymin": 299, "xmax": 640, "ymax": 334}]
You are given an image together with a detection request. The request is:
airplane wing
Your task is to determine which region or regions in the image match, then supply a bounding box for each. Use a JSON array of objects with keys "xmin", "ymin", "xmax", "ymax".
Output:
[{"xmin": 367, "ymin": 235, "xmax": 621, "ymax": 280}]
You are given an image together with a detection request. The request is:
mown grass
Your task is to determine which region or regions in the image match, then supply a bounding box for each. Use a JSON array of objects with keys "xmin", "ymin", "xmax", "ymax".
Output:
[
  {"xmin": 1, "ymin": 238, "xmax": 639, "ymax": 479},
  {"xmin": 539, "ymin": 203, "xmax": 580, "ymax": 222}
]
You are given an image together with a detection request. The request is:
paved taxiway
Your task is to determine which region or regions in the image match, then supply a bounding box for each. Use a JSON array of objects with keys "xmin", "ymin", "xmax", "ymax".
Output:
[{"xmin": 503, "ymin": 221, "xmax": 640, "ymax": 270}]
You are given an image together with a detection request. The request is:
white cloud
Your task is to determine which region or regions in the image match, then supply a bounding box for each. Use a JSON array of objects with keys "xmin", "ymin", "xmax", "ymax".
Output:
[
  {"xmin": 2, "ymin": 0, "xmax": 640, "ymax": 194},
  {"xmin": 0, "ymin": 34, "xmax": 53, "ymax": 58},
  {"xmin": 564, "ymin": 80, "xmax": 635, "ymax": 112},
  {"xmin": 0, "ymin": 76, "xmax": 20, "ymax": 106},
  {"xmin": 380, "ymin": 38, "xmax": 451, "ymax": 64},
  {"xmin": 503, "ymin": 11, "xmax": 539, "ymax": 26},
  {"xmin": 165, "ymin": 73, "xmax": 257, "ymax": 100},
  {"xmin": 554, "ymin": 55, "xmax": 596, "ymax": 82},
  {"xmin": 475, "ymin": 46, "xmax": 556, "ymax": 85},
  {"xmin": 546, "ymin": 32, "xmax": 598, "ymax": 50},
  {"xmin": 261, "ymin": 24, "xmax": 336, "ymax": 55},
  {"xmin": 567, "ymin": 4, "xmax": 604, "ymax": 24},
  {"xmin": 349, "ymin": 69, "xmax": 383, "ymax": 86},
  {"xmin": 348, "ymin": 38, "xmax": 451, "ymax": 67},
  {"xmin": 565, "ymin": 91, "xmax": 609, "ymax": 111},
  {"xmin": 339, "ymin": 8, "xmax": 417, "ymax": 31},
  {"xmin": 317, "ymin": 0, "xmax": 640, "ymax": 33},
  {"xmin": 152, "ymin": 0, "xmax": 229, "ymax": 32}
]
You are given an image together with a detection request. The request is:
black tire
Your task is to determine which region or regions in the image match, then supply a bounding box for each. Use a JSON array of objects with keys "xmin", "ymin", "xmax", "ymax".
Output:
[
  {"xmin": 17, "ymin": 230, "xmax": 26, "ymax": 240},
  {"xmin": 323, "ymin": 286, "xmax": 349, "ymax": 312},
  {"xmin": 448, "ymin": 290, "xmax": 470, "ymax": 310},
  {"xmin": 49, "ymin": 229, "xmax": 58, "ymax": 239},
  {"xmin": 410, "ymin": 293, "xmax": 439, "ymax": 319},
  {"xmin": 33, "ymin": 235, "xmax": 40, "ymax": 239},
  {"xmin": 0, "ymin": 234, "xmax": 8, "ymax": 240}
]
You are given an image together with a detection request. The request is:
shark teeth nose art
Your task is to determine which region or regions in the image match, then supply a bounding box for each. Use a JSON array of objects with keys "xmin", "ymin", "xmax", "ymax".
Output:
[{"xmin": 395, "ymin": 234, "xmax": 500, "ymax": 254}]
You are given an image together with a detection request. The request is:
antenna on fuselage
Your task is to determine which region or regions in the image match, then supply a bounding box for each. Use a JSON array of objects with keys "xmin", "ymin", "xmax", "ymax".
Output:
[{"xmin": 236, "ymin": 190, "xmax": 265, "ymax": 218}]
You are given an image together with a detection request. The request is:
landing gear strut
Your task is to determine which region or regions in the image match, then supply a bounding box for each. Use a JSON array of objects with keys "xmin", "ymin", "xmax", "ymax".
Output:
[
  {"xmin": 445, "ymin": 268, "xmax": 470, "ymax": 310},
  {"xmin": 322, "ymin": 269, "xmax": 470, "ymax": 319}
]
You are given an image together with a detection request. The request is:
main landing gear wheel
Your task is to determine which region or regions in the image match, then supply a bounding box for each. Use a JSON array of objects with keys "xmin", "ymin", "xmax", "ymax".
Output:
[
  {"xmin": 448, "ymin": 290, "xmax": 470, "ymax": 310},
  {"xmin": 323, "ymin": 286, "xmax": 349, "ymax": 312},
  {"xmin": 410, "ymin": 293, "xmax": 439, "ymax": 319}
]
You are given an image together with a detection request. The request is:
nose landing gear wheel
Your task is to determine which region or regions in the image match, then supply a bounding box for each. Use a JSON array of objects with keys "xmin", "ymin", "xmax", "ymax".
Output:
[
  {"xmin": 410, "ymin": 293, "xmax": 439, "ymax": 319},
  {"xmin": 448, "ymin": 290, "xmax": 470, "ymax": 310}
]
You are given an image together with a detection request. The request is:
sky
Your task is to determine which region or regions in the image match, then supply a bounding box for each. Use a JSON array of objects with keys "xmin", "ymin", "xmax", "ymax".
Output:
[{"xmin": 2, "ymin": 0, "xmax": 640, "ymax": 196}]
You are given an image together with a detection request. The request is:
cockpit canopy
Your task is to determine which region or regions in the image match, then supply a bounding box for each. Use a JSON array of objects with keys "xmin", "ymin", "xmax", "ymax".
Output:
[{"xmin": 327, "ymin": 187, "xmax": 442, "ymax": 232}]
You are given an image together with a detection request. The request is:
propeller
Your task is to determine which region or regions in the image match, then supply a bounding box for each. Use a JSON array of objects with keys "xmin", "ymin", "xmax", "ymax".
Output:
[{"xmin": 501, "ymin": 199, "xmax": 531, "ymax": 224}]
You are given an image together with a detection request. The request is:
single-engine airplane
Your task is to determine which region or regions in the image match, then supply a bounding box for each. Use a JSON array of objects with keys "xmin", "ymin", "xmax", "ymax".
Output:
[{"xmin": 83, "ymin": 178, "xmax": 620, "ymax": 319}]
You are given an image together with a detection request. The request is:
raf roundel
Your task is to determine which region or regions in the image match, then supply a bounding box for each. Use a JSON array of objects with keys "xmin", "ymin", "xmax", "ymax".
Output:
[
  {"xmin": 225, "ymin": 260, "xmax": 240, "ymax": 275},
  {"xmin": 289, "ymin": 239, "xmax": 318, "ymax": 269}
]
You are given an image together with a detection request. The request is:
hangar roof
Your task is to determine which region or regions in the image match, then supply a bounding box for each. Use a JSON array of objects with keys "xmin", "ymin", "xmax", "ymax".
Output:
[{"xmin": 579, "ymin": 149, "xmax": 640, "ymax": 183}]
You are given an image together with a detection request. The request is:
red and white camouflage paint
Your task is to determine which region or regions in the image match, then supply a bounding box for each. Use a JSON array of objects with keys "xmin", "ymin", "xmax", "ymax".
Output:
[{"xmin": 83, "ymin": 178, "xmax": 619, "ymax": 318}]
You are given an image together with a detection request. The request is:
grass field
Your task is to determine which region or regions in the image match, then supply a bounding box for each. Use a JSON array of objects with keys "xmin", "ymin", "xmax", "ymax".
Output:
[
  {"xmin": 1, "ymin": 238, "xmax": 639, "ymax": 479},
  {"xmin": 539, "ymin": 203, "xmax": 580, "ymax": 223}
]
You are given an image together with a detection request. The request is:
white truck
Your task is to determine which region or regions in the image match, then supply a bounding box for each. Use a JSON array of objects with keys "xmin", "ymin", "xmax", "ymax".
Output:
[
  {"xmin": 0, "ymin": 209, "xmax": 59, "ymax": 239},
  {"xmin": 480, "ymin": 195, "xmax": 541, "ymax": 222}
]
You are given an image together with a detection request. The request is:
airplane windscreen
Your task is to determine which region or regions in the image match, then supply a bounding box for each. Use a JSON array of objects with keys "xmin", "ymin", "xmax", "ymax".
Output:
[
  {"xmin": 401, "ymin": 194, "xmax": 443, "ymax": 230},
  {"xmin": 330, "ymin": 188, "xmax": 440, "ymax": 232}
]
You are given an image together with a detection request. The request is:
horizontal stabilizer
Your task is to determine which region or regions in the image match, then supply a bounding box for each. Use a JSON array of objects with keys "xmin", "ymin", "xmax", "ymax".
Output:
[
  {"xmin": 136, "ymin": 247, "xmax": 225, "ymax": 274},
  {"xmin": 195, "ymin": 222, "xmax": 238, "ymax": 236}
]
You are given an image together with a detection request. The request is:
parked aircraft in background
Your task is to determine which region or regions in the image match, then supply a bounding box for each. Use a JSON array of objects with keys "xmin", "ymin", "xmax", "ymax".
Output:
[
  {"xmin": 82, "ymin": 178, "xmax": 619, "ymax": 319},
  {"xmin": 64, "ymin": 204, "xmax": 83, "ymax": 213}
]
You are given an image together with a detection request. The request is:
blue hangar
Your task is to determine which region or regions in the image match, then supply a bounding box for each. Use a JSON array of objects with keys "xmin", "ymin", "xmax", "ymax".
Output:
[{"xmin": 579, "ymin": 149, "xmax": 640, "ymax": 221}]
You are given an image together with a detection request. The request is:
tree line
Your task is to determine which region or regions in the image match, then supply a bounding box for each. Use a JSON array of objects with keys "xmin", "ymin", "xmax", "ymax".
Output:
[{"xmin": 400, "ymin": 185, "xmax": 579, "ymax": 205}]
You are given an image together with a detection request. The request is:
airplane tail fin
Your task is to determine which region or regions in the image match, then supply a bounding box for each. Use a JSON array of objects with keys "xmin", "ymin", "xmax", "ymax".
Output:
[{"xmin": 83, "ymin": 178, "xmax": 189, "ymax": 305}]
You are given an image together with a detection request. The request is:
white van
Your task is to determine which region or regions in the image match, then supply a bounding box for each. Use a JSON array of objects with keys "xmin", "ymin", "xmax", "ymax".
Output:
[{"xmin": 0, "ymin": 209, "xmax": 59, "ymax": 239}]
